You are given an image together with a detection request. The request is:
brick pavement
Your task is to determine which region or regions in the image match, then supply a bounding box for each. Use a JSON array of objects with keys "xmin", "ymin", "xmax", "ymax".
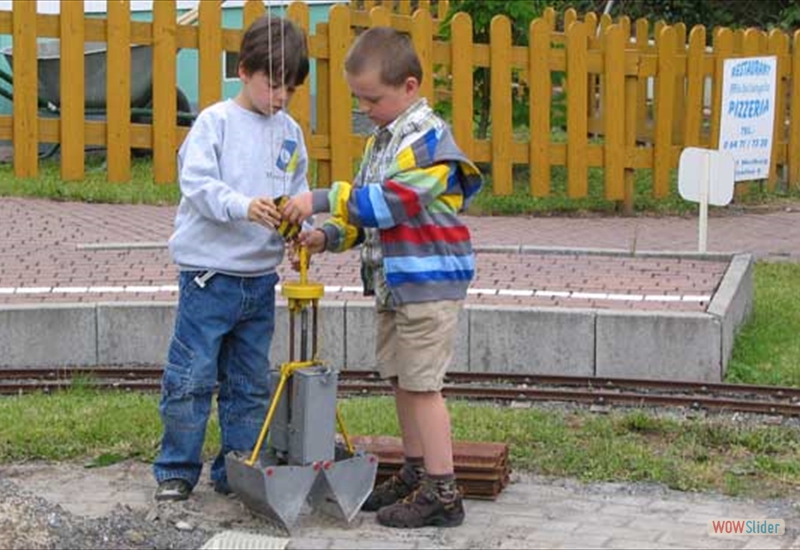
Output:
[{"xmin": 4, "ymin": 197, "xmax": 798, "ymax": 310}]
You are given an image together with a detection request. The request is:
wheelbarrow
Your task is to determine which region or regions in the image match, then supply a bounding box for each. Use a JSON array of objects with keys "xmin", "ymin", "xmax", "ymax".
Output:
[
  {"xmin": 225, "ymin": 244, "xmax": 378, "ymax": 532},
  {"xmin": 0, "ymin": 40, "xmax": 194, "ymax": 137}
]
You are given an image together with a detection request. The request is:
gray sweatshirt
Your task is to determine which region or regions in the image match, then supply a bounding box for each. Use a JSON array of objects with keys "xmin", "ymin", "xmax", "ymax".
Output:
[{"xmin": 169, "ymin": 99, "xmax": 309, "ymax": 275}]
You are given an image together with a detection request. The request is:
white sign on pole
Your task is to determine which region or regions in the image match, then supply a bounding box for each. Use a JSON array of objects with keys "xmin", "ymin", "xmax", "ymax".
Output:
[
  {"xmin": 718, "ymin": 56, "xmax": 777, "ymax": 181},
  {"xmin": 678, "ymin": 148, "xmax": 734, "ymax": 253}
]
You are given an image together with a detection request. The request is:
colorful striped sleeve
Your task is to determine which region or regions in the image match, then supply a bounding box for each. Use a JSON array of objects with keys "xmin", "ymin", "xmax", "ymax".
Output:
[{"xmin": 332, "ymin": 163, "xmax": 452, "ymax": 230}]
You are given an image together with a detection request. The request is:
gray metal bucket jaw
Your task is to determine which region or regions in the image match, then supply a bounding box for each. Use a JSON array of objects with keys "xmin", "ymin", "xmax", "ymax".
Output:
[
  {"xmin": 307, "ymin": 452, "xmax": 379, "ymax": 523},
  {"xmin": 225, "ymin": 453, "xmax": 318, "ymax": 532}
]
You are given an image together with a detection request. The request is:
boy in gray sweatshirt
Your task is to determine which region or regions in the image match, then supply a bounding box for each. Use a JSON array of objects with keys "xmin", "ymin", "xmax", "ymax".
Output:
[{"xmin": 153, "ymin": 15, "xmax": 309, "ymax": 502}]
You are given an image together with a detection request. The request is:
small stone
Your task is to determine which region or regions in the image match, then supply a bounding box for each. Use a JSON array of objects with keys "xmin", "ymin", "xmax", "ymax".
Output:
[
  {"xmin": 124, "ymin": 530, "xmax": 146, "ymax": 544},
  {"xmin": 175, "ymin": 521, "xmax": 193, "ymax": 531},
  {"xmin": 47, "ymin": 513, "xmax": 61, "ymax": 528}
]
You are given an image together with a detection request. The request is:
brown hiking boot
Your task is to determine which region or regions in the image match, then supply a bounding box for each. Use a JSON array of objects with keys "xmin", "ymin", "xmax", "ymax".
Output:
[
  {"xmin": 362, "ymin": 467, "xmax": 420, "ymax": 512},
  {"xmin": 376, "ymin": 482, "xmax": 465, "ymax": 528}
]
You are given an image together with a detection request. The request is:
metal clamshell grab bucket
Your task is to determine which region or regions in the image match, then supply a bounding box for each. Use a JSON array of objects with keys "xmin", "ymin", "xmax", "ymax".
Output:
[{"xmin": 226, "ymin": 247, "xmax": 377, "ymax": 532}]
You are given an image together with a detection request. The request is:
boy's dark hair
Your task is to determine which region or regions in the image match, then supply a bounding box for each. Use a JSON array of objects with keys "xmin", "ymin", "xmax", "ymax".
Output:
[
  {"xmin": 238, "ymin": 16, "xmax": 309, "ymax": 87},
  {"xmin": 345, "ymin": 27, "xmax": 422, "ymax": 87}
]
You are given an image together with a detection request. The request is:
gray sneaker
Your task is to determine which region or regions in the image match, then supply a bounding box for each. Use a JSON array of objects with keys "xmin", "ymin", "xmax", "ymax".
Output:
[{"xmin": 155, "ymin": 479, "xmax": 192, "ymax": 502}]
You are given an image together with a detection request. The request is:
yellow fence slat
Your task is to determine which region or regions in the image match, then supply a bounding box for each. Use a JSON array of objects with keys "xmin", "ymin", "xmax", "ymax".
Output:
[
  {"xmin": 287, "ymin": 2, "xmax": 311, "ymax": 158},
  {"xmin": 451, "ymin": 12, "xmax": 473, "ymax": 160},
  {"xmin": 244, "ymin": 0, "xmax": 265, "ymax": 29},
  {"xmin": 437, "ymin": 0, "xmax": 450, "ymax": 21},
  {"xmin": 635, "ymin": 18, "xmax": 649, "ymax": 139},
  {"xmin": 12, "ymin": 0, "xmax": 37, "ymax": 177},
  {"xmin": 585, "ymin": 12, "xmax": 598, "ymax": 120},
  {"xmin": 370, "ymin": 6, "xmax": 391, "ymax": 27},
  {"xmin": 543, "ymin": 7, "xmax": 556, "ymax": 30},
  {"xmin": 529, "ymin": 17, "xmax": 550, "ymax": 196},
  {"xmin": 412, "ymin": 9, "xmax": 433, "ymax": 104},
  {"xmin": 198, "ymin": 0, "xmax": 222, "ymax": 111},
  {"xmin": 619, "ymin": 16, "xmax": 630, "ymax": 38},
  {"xmin": 735, "ymin": 28, "xmax": 763, "ymax": 198},
  {"xmin": 733, "ymin": 28, "xmax": 744, "ymax": 53},
  {"xmin": 653, "ymin": 25, "xmax": 676, "ymax": 198},
  {"xmin": 603, "ymin": 24, "xmax": 625, "ymax": 200},
  {"xmin": 60, "ymin": 0, "xmax": 85, "ymax": 180},
  {"xmin": 563, "ymin": 9, "xmax": 577, "ymax": 33},
  {"xmin": 623, "ymin": 70, "xmax": 639, "ymax": 211},
  {"xmin": 328, "ymin": 5, "xmax": 352, "ymax": 182},
  {"xmin": 768, "ymin": 29, "xmax": 789, "ymax": 190},
  {"xmin": 398, "ymin": 0, "xmax": 411, "ymax": 16},
  {"xmin": 566, "ymin": 21, "xmax": 588, "ymax": 198},
  {"xmin": 791, "ymin": 30, "xmax": 800, "ymax": 188},
  {"xmin": 709, "ymin": 28, "xmax": 733, "ymax": 156},
  {"xmin": 106, "ymin": 0, "xmax": 131, "ymax": 183},
  {"xmin": 490, "ymin": 15, "xmax": 512, "ymax": 195},
  {"xmin": 671, "ymin": 22, "xmax": 686, "ymax": 144},
  {"xmin": 153, "ymin": 1, "xmax": 177, "ymax": 184},
  {"xmin": 743, "ymin": 28, "xmax": 761, "ymax": 56},
  {"xmin": 683, "ymin": 25, "xmax": 705, "ymax": 148},
  {"xmin": 314, "ymin": 22, "xmax": 331, "ymax": 188}
]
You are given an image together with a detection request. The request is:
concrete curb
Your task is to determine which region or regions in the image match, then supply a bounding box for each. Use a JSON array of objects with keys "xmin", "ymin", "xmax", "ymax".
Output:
[{"xmin": 0, "ymin": 251, "xmax": 754, "ymax": 382}]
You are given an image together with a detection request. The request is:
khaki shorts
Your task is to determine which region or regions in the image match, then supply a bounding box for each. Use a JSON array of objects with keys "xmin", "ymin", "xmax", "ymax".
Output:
[{"xmin": 375, "ymin": 300, "xmax": 462, "ymax": 392}]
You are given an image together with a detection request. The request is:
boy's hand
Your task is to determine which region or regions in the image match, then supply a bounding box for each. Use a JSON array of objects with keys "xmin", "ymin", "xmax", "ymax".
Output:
[
  {"xmin": 287, "ymin": 230, "xmax": 326, "ymax": 272},
  {"xmin": 287, "ymin": 241, "xmax": 303, "ymax": 271},
  {"xmin": 297, "ymin": 229, "xmax": 327, "ymax": 255},
  {"xmin": 280, "ymin": 192, "xmax": 313, "ymax": 225},
  {"xmin": 248, "ymin": 197, "xmax": 280, "ymax": 229}
]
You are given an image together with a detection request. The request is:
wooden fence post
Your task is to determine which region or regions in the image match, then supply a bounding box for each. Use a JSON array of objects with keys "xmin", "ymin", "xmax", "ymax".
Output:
[
  {"xmin": 767, "ymin": 29, "xmax": 789, "ymax": 191},
  {"xmin": 653, "ymin": 25, "xmax": 676, "ymax": 198},
  {"xmin": 683, "ymin": 25, "xmax": 705, "ymax": 149},
  {"xmin": 107, "ymin": 0, "xmax": 131, "ymax": 183},
  {"xmin": 12, "ymin": 0, "xmax": 37, "ymax": 178},
  {"xmin": 529, "ymin": 17, "xmax": 550, "ymax": 197},
  {"xmin": 411, "ymin": 9, "xmax": 433, "ymax": 104},
  {"xmin": 153, "ymin": 0, "xmax": 177, "ymax": 184},
  {"xmin": 60, "ymin": 0, "xmax": 85, "ymax": 181},
  {"xmin": 603, "ymin": 24, "xmax": 625, "ymax": 200},
  {"xmin": 198, "ymin": 0, "xmax": 222, "ymax": 112},
  {"xmin": 566, "ymin": 21, "xmax": 588, "ymax": 198},
  {"xmin": 790, "ymin": 30, "xmax": 800, "ymax": 189},
  {"xmin": 490, "ymin": 15, "xmax": 512, "ymax": 195},
  {"xmin": 328, "ymin": 5, "xmax": 352, "ymax": 183},
  {"xmin": 451, "ymin": 12, "xmax": 474, "ymax": 160},
  {"xmin": 287, "ymin": 1, "xmax": 311, "ymax": 161}
]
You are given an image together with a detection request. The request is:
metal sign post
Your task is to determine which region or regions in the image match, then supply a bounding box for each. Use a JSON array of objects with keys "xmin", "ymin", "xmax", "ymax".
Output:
[{"xmin": 678, "ymin": 148, "xmax": 734, "ymax": 253}]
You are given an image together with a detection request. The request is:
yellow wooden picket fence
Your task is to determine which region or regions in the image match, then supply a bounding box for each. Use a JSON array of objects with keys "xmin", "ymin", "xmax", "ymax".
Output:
[{"xmin": 1, "ymin": 1, "xmax": 798, "ymax": 207}]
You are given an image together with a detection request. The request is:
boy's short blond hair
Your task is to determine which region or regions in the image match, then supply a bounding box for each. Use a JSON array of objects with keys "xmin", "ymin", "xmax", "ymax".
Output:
[{"xmin": 345, "ymin": 27, "xmax": 422, "ymax": 87}]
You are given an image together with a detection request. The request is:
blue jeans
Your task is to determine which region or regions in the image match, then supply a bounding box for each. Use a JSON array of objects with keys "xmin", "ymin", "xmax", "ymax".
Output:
[{"xmin": 153, "ymin": 270, "xmax": 278, "ymax": 489}]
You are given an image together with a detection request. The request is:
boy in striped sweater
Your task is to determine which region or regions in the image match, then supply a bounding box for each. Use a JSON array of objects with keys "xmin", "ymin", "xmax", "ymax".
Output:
[{"xmin": 281, "ymin": 26, "xmax": 482, "ymax": 528}]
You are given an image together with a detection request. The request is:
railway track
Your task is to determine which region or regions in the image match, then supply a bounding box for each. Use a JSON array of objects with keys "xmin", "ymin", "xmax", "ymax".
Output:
[{"xmin": 1, "ymin": 367, "xmax": 799, "ymax": 417}]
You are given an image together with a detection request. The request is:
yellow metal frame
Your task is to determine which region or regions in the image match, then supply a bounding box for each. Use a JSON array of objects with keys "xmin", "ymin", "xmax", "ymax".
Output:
[{"xmin": 245, "ymin": 245, "xmax": 354, "ymax": 467}]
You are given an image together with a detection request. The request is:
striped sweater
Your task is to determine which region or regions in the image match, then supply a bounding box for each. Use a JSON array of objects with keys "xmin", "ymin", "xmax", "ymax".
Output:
[{"xmin": 311, "ymin": 118, "xmax": 483, "ymax": 305}]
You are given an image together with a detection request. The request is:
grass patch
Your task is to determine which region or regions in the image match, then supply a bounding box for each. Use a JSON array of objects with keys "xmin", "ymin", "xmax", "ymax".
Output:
[
  {"xmin": 0, "ymin": 388, "xmax": 797, "ymax": 499},
  {"xmin": 725, "ymin": 262, "xmax": 800, "ymax": 387},
  {"xmin": 3, "ymin": 153, "xmax": 799, "ymax": 215},
  {"xmin": 0, "ymin": 154, "xmax": 180, "ymax": 205},
  {"xmin": 469, "ymin": 164, "xmax": 800, "ymax": 217}
]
